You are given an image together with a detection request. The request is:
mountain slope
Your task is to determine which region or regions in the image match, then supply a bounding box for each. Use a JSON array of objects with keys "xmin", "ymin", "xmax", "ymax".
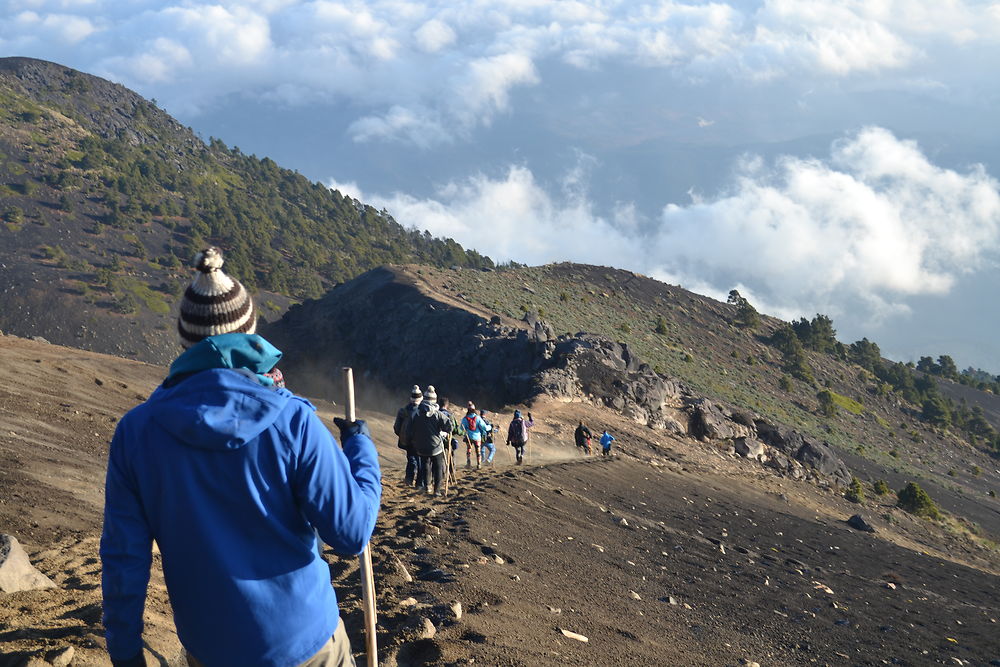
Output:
[
  {"xmin": 0, "ymin": 57, "xmax": 491, "ymax": 363},
  {"xmin": 264, "ymin": 262, "xmax": 1000, "ymax": 543}
]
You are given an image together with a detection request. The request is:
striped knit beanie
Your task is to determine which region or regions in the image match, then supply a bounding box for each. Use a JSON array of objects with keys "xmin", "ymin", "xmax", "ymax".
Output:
[
  {"xmin": 424, "ymin": 384, "xmax": 437, "ymax": 404},
  {"xmin": 177, "ymin": 247, "xmax": 256, "ymax": 348}
]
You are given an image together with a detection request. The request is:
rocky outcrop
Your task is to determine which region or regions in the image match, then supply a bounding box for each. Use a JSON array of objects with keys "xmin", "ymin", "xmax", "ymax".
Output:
[{"xmin": 263, "ymin": 266, "xmax": 852, "ymax": 487}]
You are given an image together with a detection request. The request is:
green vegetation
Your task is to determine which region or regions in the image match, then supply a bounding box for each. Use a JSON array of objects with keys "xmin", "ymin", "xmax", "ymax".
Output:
[
  {"xmin": 828, "ymin": 391, "xmax": 864, "ymax": 415},
  {"xmin": 727, "ymin": 289, "xmax": 760, "ymax": 329},
  {"xmin": 845, "ymin": 477, "xmax": 865, "ymax": 504},
  {"xmin": 873, "ymin": 479, "xmax": 891, "ymax": 496},
  {"xmin": 817, "ymin": 389, "xmax": 837, "ymax": 417},
  {"xmin": 0, "ymin": 73, "xmax": 494, "ymax": 303},
  {"xmin": 654, "ymin": 315, "xmax": 668, "ymax": 335},
  {"xmin": 896, "ymin": 482, "xmax": 941, "ymax": 520}
]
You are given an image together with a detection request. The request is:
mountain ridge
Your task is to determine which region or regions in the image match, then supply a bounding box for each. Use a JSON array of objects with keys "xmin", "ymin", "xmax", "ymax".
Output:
[{"xmin": 0, "ymin": 57, "xmax": 491, "ymax": 364}]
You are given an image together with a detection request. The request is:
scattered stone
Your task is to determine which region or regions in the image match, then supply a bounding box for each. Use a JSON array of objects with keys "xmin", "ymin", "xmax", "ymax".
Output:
[
  {"xmin": 45, "ymin": 646, "xmax": 75, "ymax": 667},
  {"xmin": 847, "ymin": 514, "xmax": 876, "ymax": 533},
  {"xmin": 558, "ymin": 628, "xmax": 589, "ymax": 643},
  {"xmin": 511, "ymin": 575, "xmax": 520, "ymax": 582},
  {"xmin": 418, "ymin": 617, "xmax": 437, "ymax": 639},
  {"xmin": 450, "ymin": 601, "xmax": 463, "ymax": 620},
  {"xmin": 0, "ymin": 534, "xmax": 56, "ymax": 593},
  {"xmin": 885, "ymin": 582, "xmax": 897, "ymax": 590},
  {"xmin": 618, "ymin": 517, "xmax": 630, "ymax": 528},
  {"xmin": 739, "ymin": 660, "xmax": 760, "ymax": 667},
  {"xmin": 399, "ymin": 597, "xmax": 418, "ymax": 608},
  {"xmin": 592, "ymin": 544, "xmax": 605, "ymax": 553},
  {"xmin": 629, "ymin": 590, "xmax": 641, "ymax": 600},
  {"xmin": 547, "ymin": 605, "xmax": 562, "ymax": 614},
  {"xmin": 812, "ymin": 582, "xmax": 834, "ymax": 595},
  {"xmin": 493, "ymin": 554, "xmax": 505, "ymax": 565},
  {"xmin": 392, "ymin": 555, "xmax": 413, "ymax": 583}
]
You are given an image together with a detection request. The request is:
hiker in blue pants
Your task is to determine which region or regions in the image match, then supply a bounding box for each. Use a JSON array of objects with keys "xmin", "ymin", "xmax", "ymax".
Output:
[
  {"xmin": 600, "ymin": 430, "xmax": 615, "ymax": 456},
  {"xmin": 478, "ymin": 409, "xmax": 495, "ymax": 465}
]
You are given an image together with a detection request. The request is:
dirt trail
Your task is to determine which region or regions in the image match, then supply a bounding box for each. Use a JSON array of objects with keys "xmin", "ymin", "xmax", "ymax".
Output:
[{"xmin": 1, "ymin": 336, "xmax": 999, "ymax": 666}]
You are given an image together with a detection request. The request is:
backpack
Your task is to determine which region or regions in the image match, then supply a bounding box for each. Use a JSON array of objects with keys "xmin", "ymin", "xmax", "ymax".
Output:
[
  {"xmin": 464, "ymin": 414, "xmax": 478, "ymax": 432},
  {"xmin": 508, "ymin": 418, "xmax": 528, "ymax": 444}
]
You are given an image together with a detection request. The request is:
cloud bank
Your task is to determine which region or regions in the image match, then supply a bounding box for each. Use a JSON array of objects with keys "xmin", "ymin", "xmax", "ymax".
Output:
[
  {"xmin": 4, "ymin": 1, "xmax": 1000, "ymax": 144},
  {"xmin": 334, "ymin": 127, "xmax": 1000, "ymax": 323}
]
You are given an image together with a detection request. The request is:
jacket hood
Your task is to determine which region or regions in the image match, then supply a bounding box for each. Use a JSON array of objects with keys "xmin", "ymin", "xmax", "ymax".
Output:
[{"xmin": 152, "ymin": 334, "xmax": 293, "ymax": 451}]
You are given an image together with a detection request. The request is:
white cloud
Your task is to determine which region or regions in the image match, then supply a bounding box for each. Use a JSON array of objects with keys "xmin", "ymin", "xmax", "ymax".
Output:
[
  {"xmin": 347, "ymin": 128, "xmax": 1000, "ymax": 325},
  {"xmin": 8, "ymin": 1, "xmax": 1000, "ymax": 145},
  {"xmin": 415, "ymin": 19, "xmax": 457, "ymax": 53}
]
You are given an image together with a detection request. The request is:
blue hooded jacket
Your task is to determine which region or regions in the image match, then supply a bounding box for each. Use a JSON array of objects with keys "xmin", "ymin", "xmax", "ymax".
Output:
[{"xmin": 100, "ymin": 334, "xmax": 381, "ymax": 666}]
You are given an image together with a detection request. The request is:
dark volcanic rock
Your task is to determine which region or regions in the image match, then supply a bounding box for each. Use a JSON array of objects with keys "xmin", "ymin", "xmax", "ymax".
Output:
[
  {"xmin": 847, "ymin": 514, "xmax": 876, "ymax": 533},
  {"xmin": 795, "ymin": 439, "xmax": 852, "ymax": 487}
]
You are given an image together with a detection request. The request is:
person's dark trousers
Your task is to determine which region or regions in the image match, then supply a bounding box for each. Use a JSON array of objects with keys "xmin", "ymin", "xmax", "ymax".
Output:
[
  {"xmin": 420, "ymin": 453, "xmax": 444, "ymax": 494},
  {"xmin": 513, "ymin": 444, "xmax": 525, "ymax": 463},
  {"xmin": 405, "ymin": 448, "xmax": 424, "ymax": 487}
]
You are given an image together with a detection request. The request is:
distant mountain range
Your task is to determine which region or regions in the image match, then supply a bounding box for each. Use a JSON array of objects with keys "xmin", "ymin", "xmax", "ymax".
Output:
[{"xmin": 0, "ymin": 57, "xmax": 491, "ymax": 363}]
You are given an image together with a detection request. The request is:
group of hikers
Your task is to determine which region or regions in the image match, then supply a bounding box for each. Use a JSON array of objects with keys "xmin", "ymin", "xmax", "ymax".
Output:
[
  {"xmin": 97, "ymin": 247, "xmax": 619, "ymax": 667},
  {"xmin": 392, "ymin": 385, "xmax": 535, "ymax": 496},
  {"xmin": 393, "ymin": 385, "xmax": 618, "ymax": 496}
]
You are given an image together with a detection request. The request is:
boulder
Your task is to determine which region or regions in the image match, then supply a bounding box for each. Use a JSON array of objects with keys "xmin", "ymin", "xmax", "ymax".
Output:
[
  {"xmin": 795, "ymin": 440, "xmax": 852, "ymax": 487},
  {"xmin": 755, "ymin": 420, "xmax": 805, "ymax": 456},
  {"xmin": 688, "ymin": 399, "xmax": 745, "ymax": 440},
  {"xmin": 0, "ymin": 534, "xmax": 56, "ymax": 593},
  {"xmin": 847, "ymin": 514, "xmax": 876, "ymax": 533},
  {"xmin": 733, "ymin": 437, "xmax": 765, "ymax": 460}
]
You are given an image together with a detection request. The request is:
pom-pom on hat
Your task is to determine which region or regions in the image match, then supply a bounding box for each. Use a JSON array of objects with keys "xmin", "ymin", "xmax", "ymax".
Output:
[
  {"xmin": 177, "ymin": 247, "xmax": 256, "ymax": 348},
  {"xmin": 424, "ymin": 385, "xmax": 437, "ymax": 403},
  {"xmin": 410, "ymin": 385, "xmax": 423, "ymax": 400}
]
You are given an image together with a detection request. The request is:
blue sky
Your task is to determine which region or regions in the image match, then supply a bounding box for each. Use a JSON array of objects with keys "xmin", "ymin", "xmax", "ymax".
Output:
[{"xmin": 5, "ymin": 1, "xmax": 1000, "ymax": 370}]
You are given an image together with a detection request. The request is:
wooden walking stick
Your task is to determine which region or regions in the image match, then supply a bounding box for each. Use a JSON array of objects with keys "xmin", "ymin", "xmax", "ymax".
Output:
[{"xmin": 343, "ymin": 367, "xmax": 378, "ymax": 667}]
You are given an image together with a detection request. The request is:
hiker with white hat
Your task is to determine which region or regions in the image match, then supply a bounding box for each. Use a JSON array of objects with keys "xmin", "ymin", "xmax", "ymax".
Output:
[
  {"xmin": 393, "ymin": 384, "xmax": 423, "ymax": 487},
  {"xmin": 101, "ymin": 248, "xmax": 381, "ymax": 667}
]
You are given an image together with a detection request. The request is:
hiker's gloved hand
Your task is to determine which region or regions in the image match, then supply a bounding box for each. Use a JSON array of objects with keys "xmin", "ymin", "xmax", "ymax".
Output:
[
  {"xmin": 528, "ymin": 412, "xmax": 533, "ymax": 421},
  {"xmin": 333, "ymin": 417, "xmax": 370, "ymax": 441}
]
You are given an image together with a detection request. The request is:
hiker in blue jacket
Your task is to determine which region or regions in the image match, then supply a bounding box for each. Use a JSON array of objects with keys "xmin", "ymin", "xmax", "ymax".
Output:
[
  {"xmin": 600, "ymin": 430, "xmax": 616, "ymax": 456},
  {"xmin": 101, "ymin": 248, "xmax": 381, "ymax": 667},
  {"xmin": 461, "ymin": 402, "xmax": 488, "ymax": 469}
]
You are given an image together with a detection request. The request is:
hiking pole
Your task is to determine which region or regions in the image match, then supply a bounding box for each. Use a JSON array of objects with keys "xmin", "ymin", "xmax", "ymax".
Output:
[
  {"xmin": 443, "ymin": 443, "xmax": 451, "ymax": 496},
  {"xmin": 343, "ymin": 367, "xmax": 378, "ymax": 667}
]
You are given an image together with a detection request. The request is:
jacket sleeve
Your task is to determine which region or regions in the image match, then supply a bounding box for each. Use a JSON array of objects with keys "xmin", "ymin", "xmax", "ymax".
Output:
[
  {"xmin": 294, "ymin": 410, "xmax": 382, "ymax": 555},
  {"xmin": 100, "ymin": 422, "xmax": 153, "ymax": 662},
  {"xmin": 392, "ymin": 407, "xmax": 404, "ymax": 436}
]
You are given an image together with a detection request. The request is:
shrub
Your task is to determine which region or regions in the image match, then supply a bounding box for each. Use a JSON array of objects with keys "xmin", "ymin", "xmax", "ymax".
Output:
[
  {"xmin": 559, "ymin": 291, "xmax": 568, "ymax": 302},
  {"xmin": 845, "ymin": 477, "xmax": 865, "ymax": 504},
  {"xmin": 779, "ymin": 375, "xmax": 793, "ymax": 392},
  {"xmin": 873, "ymin": 479, "xmax": 891, "ymax": 496},
  {"xmin": 972, "ymin": 465, "xmax": 982, "ymax": 477},
  {"xmin": 896, "ymin": 482, "xmax": 940, "ymax": 519},
  {"xmin": 817, "ymin": 389, "xmax": 837, "ymax": 417},
  {"xmin": 889, "ymin": 448, "xmax": 899, "ymax": 459},
  {"xmin": 655, "ymin": 315, "xmax": 668, "ymax": 335},
  {"xmin": 989, "ymin": 490, "xmax": 996, "ymax": 498},
  {"xmin": 619, "ymin": 322, "xmax": 631, "ymax": 334}
]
